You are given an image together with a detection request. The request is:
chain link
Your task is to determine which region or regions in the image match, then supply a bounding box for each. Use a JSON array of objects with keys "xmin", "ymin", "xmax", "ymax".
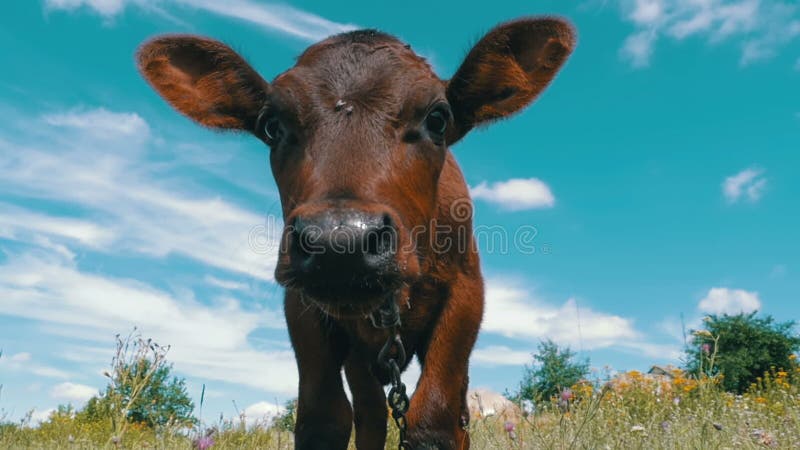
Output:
[
  {"xmin": 380, "ymin": 332, "xmax": 409, "ymax": 449},
  {"xmin": 372, "ymin": 297, "xmax": 410, "ymax": 450}
]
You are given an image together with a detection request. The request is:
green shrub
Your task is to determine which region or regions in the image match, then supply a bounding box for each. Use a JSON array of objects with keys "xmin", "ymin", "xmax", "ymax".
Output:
[
  {"xmin": 510, "ymin": 339, "xmax": 589, "ymax": 406},
  {"xmin": 686, "ymin": 313, "xmax": 800, "ymax": 393}
]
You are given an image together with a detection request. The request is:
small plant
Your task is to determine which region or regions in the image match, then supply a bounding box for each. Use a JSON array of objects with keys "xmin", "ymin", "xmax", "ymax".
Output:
[
  {"xmin": 82, "ymin": 329, "xmax": 195, "ymax": 444},
  {"xmin": 510, "ymin": 339, "xmax": 590, "ymax": 408},
  {"xmin": 686, "ymin": 313, "xmax": 800, "ymax": 393},
  {"xmin": 271, "ymin": 399, "xmax": 297, "ymax": 432}
]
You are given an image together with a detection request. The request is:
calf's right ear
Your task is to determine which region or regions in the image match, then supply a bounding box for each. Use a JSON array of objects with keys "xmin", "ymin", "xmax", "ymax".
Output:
[
  {"xmin": 137, "ymin": 35, "xmax": 269, "ymax": 132},
  {"xmin": 446, "ymin": 18, "xmax": 576, "ymax": 144}
]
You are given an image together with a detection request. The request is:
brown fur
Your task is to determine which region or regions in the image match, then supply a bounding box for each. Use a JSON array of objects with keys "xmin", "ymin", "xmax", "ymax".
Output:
[{"xmin": 137, "ymin": 17, "xmax": 575, "ymax": 450}]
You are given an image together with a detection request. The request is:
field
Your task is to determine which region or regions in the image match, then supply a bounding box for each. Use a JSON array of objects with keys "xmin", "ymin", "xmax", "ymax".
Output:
[{"xmin": 2, "ymin": 365, "xmax": 799, "ymax": 449}]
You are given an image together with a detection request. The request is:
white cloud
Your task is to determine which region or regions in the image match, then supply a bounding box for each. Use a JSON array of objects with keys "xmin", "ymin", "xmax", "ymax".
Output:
[
  {"xmin": 50, "ymin": 382, "xmax": 97, "ymax": 403},
  {"xmin": 0, "ymin": 351, "xmax": 72, "ymax": 379},
  {"xmin": 471, "ymin": 345, "xmax": 531, "ymax": 366},
  {"xmin": 45, "ymin": 0, "xmax": 125, "ymax": 16},
  {"xmin": 10, "ymin": 352, "xmax": 32, "ymax": 363},
  {"xmin": 43, "ymin": 108, "xmax": 150, "ymax": 142},
  {"xmin": 722, "ymin": 167, "xmax": 767, "ymax": 203},
  {"xmin": 173, "ymin": 0, "xmax": 357, "ymax": 42},
  {"xmin": 0, "ymin": 252, "xmax": 296, "ymax": 395},
  {"xmin": 616, "ymin": 0, "xmax": 800, "ymax": 67},
  {"xmin": 698, "ymin": 287, "xmax": 761, "ymax": 315},
  {"xmin": 478, "ymin": 279, "xmax": 682, "ymax": 361},
  {"xmin": 470, "ymin": 178, "xmax": 555, "ymax": 211},
  {"xmin": 482, "ymin": 280, "xmax": 638, "ymax": 349},
  {"xmin": 205, "ymin": 275, "xmax": 250, "ymax": 291},
  {"xmin": 242, "ymin": 401, "xmax": 285, "ymax": 427},
  {"xmin": 0, "ymin": 203, "xmax": 115, "ymax": 248},
  {"xmin": 44, "ymin": 0, "xmax": 357, "ymax": 42},
  {"xmin": 0, "ymin": 108, "xmax": 280, "ymax": 281},
  {"xmin": 622, "ymin": 30, "xmax": 658, "ymax": 67},
  {"xmin": 29, "ymin": 408, "xmax": 57, "ymax": 425},
  {"xmin": 629, "ymin": 0, "xmax": 665, "ymax": 25}
]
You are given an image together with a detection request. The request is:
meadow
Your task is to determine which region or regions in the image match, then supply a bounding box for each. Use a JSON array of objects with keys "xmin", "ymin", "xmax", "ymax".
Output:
[{"xmin": 2, "ymin": 364, "xmax": 798, "ymax": 449}]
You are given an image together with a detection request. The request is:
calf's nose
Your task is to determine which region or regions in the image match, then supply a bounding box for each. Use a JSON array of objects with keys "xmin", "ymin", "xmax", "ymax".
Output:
[{"xmin": 290, "ymin": 209, "xmax": 397, "ymax": 280}]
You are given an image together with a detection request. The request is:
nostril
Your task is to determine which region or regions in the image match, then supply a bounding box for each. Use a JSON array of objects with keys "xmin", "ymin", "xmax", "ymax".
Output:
[
  {"xmin": 364, "ymin": 224, "xmax": 396, "ymax": 257},
  {"xmin": 381, "ymin": 213, "xmax": 393, "ymax": 228},
  {"xmin": 290, "ymin": 216, "xmax": 322, "ymax": 263},
  {"xmin": 289, "ymin": 226, "xmax": 310, "ymax": 263},
  {"xmin": 365, "ymin": 229, "xmax": 381, "ymax": 255},
  {"xmin": 291, "ymin": 216, "xmax": 306, "ymax": 234},
  {"xmin": 378, "ymin": 225, "xmax": 396, "ymax": 255},
  {"xmin": 362, "ymin": 214, "xmax": 396, "ymax": 257}
]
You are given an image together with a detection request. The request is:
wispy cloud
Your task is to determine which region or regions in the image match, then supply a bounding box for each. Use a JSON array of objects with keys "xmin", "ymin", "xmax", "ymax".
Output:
[
  {"xmin": 480, "ymin": 279, "xmax": 678, "ymax": 360},
  {"xmin": 44, "ymin": 0, "xmax": 357, "ymax": 42},
  {"xmin": 722, "ymin": 167, "xmax": 767, "ymax": 203},
  {"xmin": 204, "ymin": 275, "xmax": 251, "ymax": 291},
  {"xmin": 482, "ymin": 280, "xmax": 636, "ymax": 348},
  {"xmin": 472, "ymin": 345, "xmax": 532, "ymax": 366},
  {"xmin": 698, "ymin": 287, "xmax": 761, "ymax": 315},
  {"xmin": 43, "ymin": 108, "xmax": 150, "ymax": 142},
  {"xmin": 29, "ymin": 408, "xmax": 57, "ymax": 424},
  {"xmin": 0, "ymin": 107, "xmax": 280, "ymax": 281},
  {"xmin": 0, "ymin": 203, "xmax": 115, "ymax": 248},
  {"xmin": 46, "ymin": 0, "xmax": 126, "ymax": 17},
  {"xmin": 0, "ymin": 104, "xmax": 295, "ymax": 396},
  {"xmin": 242, "ymin": 401, "xmax": 285, "ymax": 427},
  {"xmin": 0, "ymin": 252, "xmax": 296, "ymax": 395},
  {"xmin": 470, "ymin": 178, "xmax": 556, "ymax": 211},
  {"xmin": 616, "ymin": 0, "xmax": 800, "ymax": 67},
  {"xmin": 51, "ymin": 382, "xmax": 98, "ymax": 403},
  {"xmin": 0, "ymin": 352, "xmax": 72, "ymax": 379}
]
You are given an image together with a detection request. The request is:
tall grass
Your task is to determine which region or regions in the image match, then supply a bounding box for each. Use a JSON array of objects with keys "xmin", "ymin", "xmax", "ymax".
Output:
[{"xmin": 2, "ymin": 358, "xmax": 798, "ymax": 448}]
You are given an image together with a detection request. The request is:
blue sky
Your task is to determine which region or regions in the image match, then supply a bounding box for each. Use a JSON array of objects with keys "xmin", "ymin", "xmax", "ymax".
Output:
[{"xmin": 1, "ymin": 0, "xmax": 798, "ymax": 425}]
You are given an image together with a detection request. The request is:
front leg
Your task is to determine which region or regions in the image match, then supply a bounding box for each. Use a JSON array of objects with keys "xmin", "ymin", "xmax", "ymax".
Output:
[
  {"xmin": 344, "ymin": 355, "xmax": 388, "ymax": 450},
  {"xmin": 406, "ymin": 273, "xmax": 483, "ymax": 449},
  {"xmin": 285, "ymin": 290, "xmax": 353, "ymax": 450}
]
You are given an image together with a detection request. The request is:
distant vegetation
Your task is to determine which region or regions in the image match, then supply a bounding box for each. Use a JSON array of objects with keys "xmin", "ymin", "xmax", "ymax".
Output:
[
  {"xmin": 508, "ymin": 339, "xmax": 590, "ymax": 408},
  {"xmin": 685, "ymin": 312, "xmax": 800, "ymax": 393},
  {"xmin": 1, "ymin": 313, "xmax": 799, "ymax": 449}
]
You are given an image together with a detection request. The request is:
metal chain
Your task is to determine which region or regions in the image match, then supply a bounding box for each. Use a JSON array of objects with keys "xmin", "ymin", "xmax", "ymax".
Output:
[{"xmin": 372, "ymin": 298, "xmax": 410, "ymax": 450}]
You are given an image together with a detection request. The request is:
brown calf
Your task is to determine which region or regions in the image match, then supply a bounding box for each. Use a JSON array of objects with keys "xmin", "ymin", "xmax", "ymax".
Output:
[{"xmin": 137, "ymin": 17, "xmax": 574, "ymax": 449}]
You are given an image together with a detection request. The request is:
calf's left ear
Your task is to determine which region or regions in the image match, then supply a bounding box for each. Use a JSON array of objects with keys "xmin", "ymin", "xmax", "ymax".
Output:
[
  {"xmin": 446, "ymin": 18, "xmax": 576, "ymax": 144},
  {"xmin": 137, "ymin": 35, "xmax": 269, "ymax": 132}
]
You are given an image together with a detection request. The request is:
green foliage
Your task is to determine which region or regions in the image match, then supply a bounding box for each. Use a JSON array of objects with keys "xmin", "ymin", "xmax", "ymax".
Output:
[
  {"xmin": 686, "ymin": 312, "xmax": 800, "ymax": 393},
  {"xmin": 82, "ymin": 360, "xmax": 195, "ymax": 428},
  {"xmin": 271, "ymin": 399, "xmax": 296, "ymax": 432},
  {"xmin": 71, "ymin": 330, "xmax": 197, "ymax": 446},
  {"xmin": 512, "ymin": 339, "xmax": 590, "ymax": 405},
  {"xmin": 5, "ymin": 369, "xmax": 800, "ymax": 449}
]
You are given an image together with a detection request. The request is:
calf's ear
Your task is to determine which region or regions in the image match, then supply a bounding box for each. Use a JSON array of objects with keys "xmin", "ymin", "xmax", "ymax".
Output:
[
  {"xmin": 137, "ymin": 35, "xmax": 269, "ymax": 131},
  {"xmin": 446, "ymin": 18, "xmax": 575, "ymax": 144}
]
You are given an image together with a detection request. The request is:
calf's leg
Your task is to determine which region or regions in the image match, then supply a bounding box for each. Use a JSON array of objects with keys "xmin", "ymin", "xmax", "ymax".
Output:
[
  {"xmin": 405, "ymin": 273, "xmax": 483, "ymax": 449},
  {"xmin": 285, "ymin": 291, "xmax": 353, "ymax": 450},
  {"xmin": 344, "ymin": 356, "xmax": 388, "ymax": 450}
]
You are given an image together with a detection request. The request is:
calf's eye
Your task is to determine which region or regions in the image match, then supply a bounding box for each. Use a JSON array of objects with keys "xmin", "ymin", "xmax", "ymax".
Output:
[
  {"xmin": 425, "ymin": 107, "xmax": 449, "ymax": 142},
  {"xmin": 264, "ymin": 117, "xmax": 284, "ymax": 143}
]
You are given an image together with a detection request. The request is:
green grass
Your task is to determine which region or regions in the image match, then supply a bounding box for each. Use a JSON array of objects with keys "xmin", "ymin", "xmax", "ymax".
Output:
[{"xmin": 2, "ymin": 366, "xmax": 799, "ymax": 449}]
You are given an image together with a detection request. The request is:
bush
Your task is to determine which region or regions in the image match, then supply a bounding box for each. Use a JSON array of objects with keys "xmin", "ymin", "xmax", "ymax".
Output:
[
  {"xmin": 271, "ymin": 399, "xmax": 296, "ymax": 432},
  {"xmin": 83, "ymin": 360, "xmax": 195, "ymax": 428},
  {"xmin": 686, "ymin": 312, "xmax": 800, "ymax": 393},
  {"xmin": 511, "ymin": 339, "xmax": 589, "ymax": 406},
  {"xmin": 79, "ymin": 330, "xmax": 196, "ymax": 443}
]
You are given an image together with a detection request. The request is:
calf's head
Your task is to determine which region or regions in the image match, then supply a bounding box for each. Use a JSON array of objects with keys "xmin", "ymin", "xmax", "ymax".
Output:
[{"xmin": 137, "ymin": 18, "xmax": 574, "ymax": 317}]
